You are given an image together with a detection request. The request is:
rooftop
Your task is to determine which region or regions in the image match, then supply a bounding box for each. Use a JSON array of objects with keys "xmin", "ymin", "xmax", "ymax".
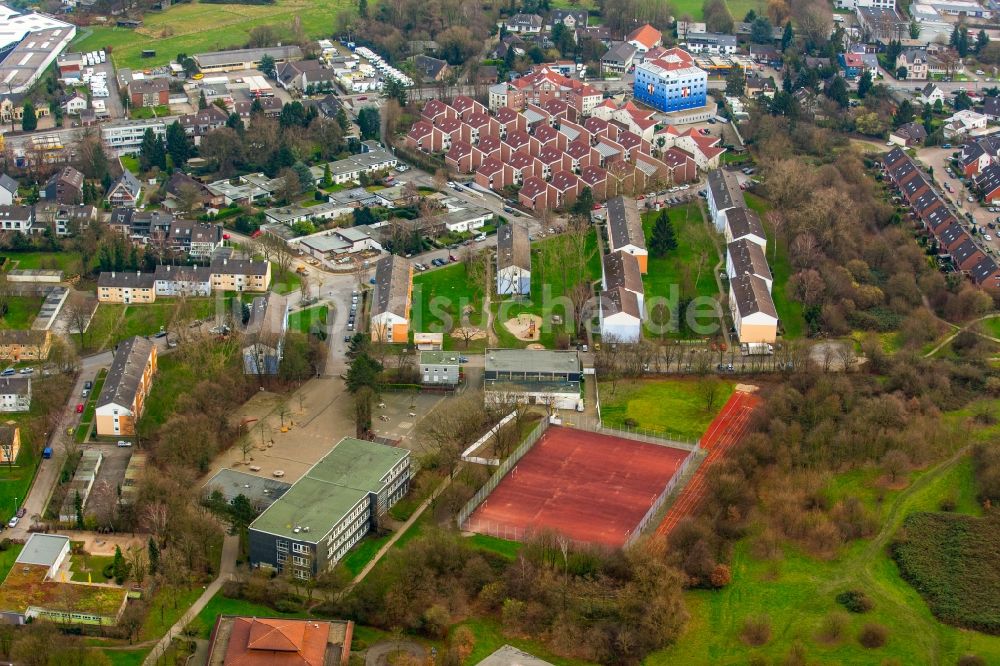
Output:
[
  {"xmin": 249, "ymin": 438, "xmax": 409, "ymax": 542},
  {"xmin": 97, "ymin": 336, "xmax": 155, "ymax": 410},
  {"xmin": 485, "ymin": 348, "xmax": 581, "ymax": 374},
  {"xmin": 605, "ymin": 196, "xmax": 646, "ymax": 252},
  {"xmin": 420, "ymin": 351, "xmax": 461, "ymax": 365},
  {"xmin": 372, "ymin": 255, "xmax": 411, "ymax": 318},
  {"xmin": 497, "ymin": 223, "xmax": 531, "ymax": 271},
  {"xmin": 202, "ymin": 468, "xmax": 292, "ymax": 508},
  {"xmin": 16, "ymin": 534, "xmax": 68, "ymax": 568}
]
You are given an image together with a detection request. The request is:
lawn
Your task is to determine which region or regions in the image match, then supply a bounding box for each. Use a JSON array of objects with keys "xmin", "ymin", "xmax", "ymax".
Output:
[
  {"xmin": 979, "ymin": 315, "xmax": 1000, "ymax": 339},
  {"xmin": 0, "ymin": 442, "xmax": 39, "ymax": 525},
  {"xmin": 86, "ymin": 298, "xmax": 222, "ymax": 351},
  {"xmin": 69, "ymin": 553, "xmax": 116, "ymax": 583},
  {"xmin": 598, "ymin": 378, "xmax": 734, "ymax": 443},
  {"xmin": 341, "ymin": 533, "xmax": 392, "ymax": 576},
  {"xmin": 140, "ymin": 344, "xmax": 240, "ymax": 430},
  {"xmin": 454, "ymin": 617, "xmax": 597, "ymax": 666},
  {"xmin": 139, "ymin": 585, "xmax": 204, "ymax": 641},
  {"xmin": 189, "ymin": 591, "xmax": 311, "ymax": 639},
  {"xmin": 641, "ymin": 204, "xmax": 721, "ymax": 339},
  {"xmin": 272, "ymin": 267, "xmax": 303, "ymax": 295},
  {"xmin": 73, "ymin": 0, "xmax": 353, "ymax": 70},
  {"xmin": 648, "ymin": 450, "xmax": 1000, "ymax": 665},
  {"xmin": 412, "ymin": 262, "xmax": 486, "ymax": 350},
  {"xmin": 1, "ymin": 251, "xmax": 84, "ymax": 275},
  {"xmin": 0, "ymin": 296, "xmax": 43, "ymax": 330},
  {"xmin": 0, "ymin": 545, "xmax": 23, "ymax": 582},
  {"xmin": 493, "ymin": 228, "xmax": 603, "ymax": 348},
  {"xmin": 664, "ymin": 0, "xmax": 764, "ymax": 21},
  {"xmin": 129, "ymin": 105, "xmax": 170, "ymax": 120},
  {"xmin": 465, "ymin": 534, "xmax": 523, "ymax": 559},
  {"xmin": 287, "ymin": 305, "xmax": 329, "ymax": 337},
  {"xmin": 745, "ymin": 193, "xmax": 806, "ymax": 339},
  {"xmin": 100, "ymin": 649, "xmax": 151, "ymax": 666}
]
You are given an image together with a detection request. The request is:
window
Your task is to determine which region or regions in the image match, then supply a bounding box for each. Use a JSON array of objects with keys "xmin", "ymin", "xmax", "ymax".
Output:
[
  {"xmin": 292, "ymin": 543, "xmax": 310, "ymax": 554},
  {"xmin": 292, "ymin": 555, "xmax": 307, "ymax": 566},
  {"xmin": 276, "ymin": 540, "xmax": 289, "ymax": 552}
]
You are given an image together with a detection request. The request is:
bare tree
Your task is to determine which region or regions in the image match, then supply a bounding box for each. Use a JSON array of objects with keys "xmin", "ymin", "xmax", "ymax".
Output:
[
  {"xmin": 64, "ymin": 293, "xmax": 96, "ymax": 350},
  {"xmin": 126, "ymin": 545, "xmax": 148, "ymax": 586}
]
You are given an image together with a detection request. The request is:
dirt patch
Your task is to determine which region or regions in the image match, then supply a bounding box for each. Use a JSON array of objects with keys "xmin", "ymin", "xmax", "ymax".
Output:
[
  {"xmin": 451, "ymin": 326, "xmax": 486, "ymax": 340},
  {"xmin": 503, "ymin": 314, "xmax": 543, "ymax": 341},
  {"xmin": 526, "ymin": 343, "xmax": 546, "ymax": 350}
]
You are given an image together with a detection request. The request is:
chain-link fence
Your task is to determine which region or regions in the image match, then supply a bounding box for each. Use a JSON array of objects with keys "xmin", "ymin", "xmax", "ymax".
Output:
[
  {"xmin": 624, "ymin": 446, "xmax": 705, "ymax": 547},
  {"xmin": 456, "ymin": 417, "xmax": 549, "ymax": 529}
]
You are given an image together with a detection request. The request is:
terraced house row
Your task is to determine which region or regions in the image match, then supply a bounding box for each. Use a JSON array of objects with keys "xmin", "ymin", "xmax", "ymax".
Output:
[
  {"xmin": 405, "ymin": 79, "xmax": 725, "ymax": 212},
  {"xmin": 884, "ymin": 147, "xmax": 1000, "ymax": 289}
]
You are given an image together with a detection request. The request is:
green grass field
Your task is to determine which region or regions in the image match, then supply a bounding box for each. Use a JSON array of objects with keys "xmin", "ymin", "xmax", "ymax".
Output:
[
  {"xmin": 649, "ymin": 451, "xmax": 1000, "ymax": 665},
  {"xmin": 1, "ymin": 251, "xmax": 85, "ymax": 275},
  {"xmin": 666, "ymin": 0, "xmax": 765, "ymax": 20},
  {"xmin": 598, "ymin": 378, "xmax": 734, "ymax": 442},
  {"xmin": 69, "ymin": 553, "xmax": 116, "ymax": 583},
  {"xmin": 494, "ymin": 228, "xmax": 603, "ymax": 348},
  {"xmin": 0, "ymin": 440, "xmax": 39, "ymax": 525},
  {"xmin": 745, "ymin": 193, "xmax": 805, "ymax": 339},
  {"xmin": 99, "ymin": 648, "xmax": 151, "ymax": 666},
  {"xmin": 0, "ymin": 545, "xmax": 23, "ymax": 582},
  {"xmin": 641, "ymin": 204, "xmax": 720, "ymax": 319},
  {"xmin": 978, "ymin": 316, "xmax": 1000, "ymax": 339},
  {"xmin": 412, "ymin": 263, "xmax": 486, "ymax": 350},
  {"xmin": 465, "ymin": 534, "xmax": 523, "ymax": 559},
  {"xmin": 189, "ymin": 591, "xmax": 311, "ymax": 639},
  {"xmin": 86, "ymin": 298, "xmax": 221, "ymax": 352},
  {"xmin": 341, "ymin": 532, "xmax": 392, "ymax": 576},
  {"xmin": 139, "ymin": 585, "xmax": 204, "ymax": 641},
  {"xmin": 140, "ymin": 344, "xmax": 240, "ymax": 429},
  {"xmin": 287, "ymin": 305, "xmax": 328, "ymax": 336},
  {"xmin": 0, "ymin": 296, "xmax": 43, "ymax": 330},
  {"xmin": 73, "ymin": 0, "xmax": 352, "ymax": 70}
]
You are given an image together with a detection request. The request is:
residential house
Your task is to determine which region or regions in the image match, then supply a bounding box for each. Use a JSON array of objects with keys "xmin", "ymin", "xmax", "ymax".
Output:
[
  {"xmin": 683, "ymin": 32, "xmax": 738, "ymax": 55},
  {"xmin": 60, "ymin": 91, "xmax": 87, "ymax": 115},
  {"xmin": 579, "ymin": 165, "xmax": 608, "ymax": 198},
  {"xmin": 896, "ymin": 48, "xmax": 929, "ymax": 80},
  {"xmin": 43, "ymin": 167, "xmax": 84, "ymax": 205},
  {"xmin": 502, "ymin": 13, "xmax": 544, "ymax": 33},
  {"xmin": 412, "ymin": 54, "xmax": 450, "ymax": 82},
  {"xmin": 95, "ymin": 336, "xmax": 157, "ymax": 437},
  {"xmin": 726, "ymin": 238, "xmax": 774, "ymax": 292},
  {"xmin": 0, "ymin": 206, "xmax": 34, "ymax": 233},
  {"xmin": 177, "ymin": 106, "xmax": 229, "ymax": 146},
  {"xmin": 128, "ymin": 78, "xmax": 169, "ymax": 108},
  {"xmin": 243, "ymin": 294, "xmax": 289, "ymax": 375},
  {"xmin": 627, "ymin": 24, "xmax": 663, "ymax": 54},
  {"xmin": 550, "ymin": 9, "xmax": 588, "ymax": 30},
  {"xmin": 983, "ymin": 96, "xmax": 1000, "ymax": 121},
  {"xmin": 601, "ymin": 42, "xmax": 637, "ymax": 76},
  {"xmin": 210, "ymin": 257, "xmax": 271, "ymax": 292},
  {"xmin": 33, "ymin": 203, "xmax": 96, "ymax": 236},
  {"xmin": 602, "ymin": 250, "xmax": 644, "ymax": 313},
  {"xmin": 729, "ymin": 273, "xmax": 778, "ymax": 344},
  {"xmin": 723, "ymin": 206, "xmax": 766, "ymax": 251},
  {"xmin": 837, "ymin": 52, "xmax": 864, "ymax": 79},
  {"xmin": 745, "ymin": 74, "xmax": 777, "ymax": 98},
  {"xmin": 97, "ymin": 271, "xmax": 156, "ymax": 304},
  {"xmin": 0, "ymin": 330, "xmax": 51, "ymax": 361},
  {"xmin": 605, "ymin": 196, "xmax": 648, "ymax": 272},
  {"xmin": 976, "ymin": 164, "xmax": 1000, "ymax": 202},
  {"xmin": 166, "ymin": 219, "xmax": 223, "ymax": 259},
  {"xmin": 496, "ymin": 223, "xmax": 531, "ymax": 296},
  {"xmin": 547, "ymin": 169, "xmax": 580, "ymax": 208},
  {"xmin": 705, "ymin": 168, "xmax": 745, "ymax": 231},
  {"xmin": 889, "ymin": 121, "xmax": 928, "ymax": 147},
  {"xmin": 944, "ymin": 109, "xmax": 989, "ymax": 139},
  {"xmin": 370, "ymin": 255, "xmax": 412, "ymax": 343},
  {"xmin": 0, "ymin": 176, "xmax": 16, "ymax": 206},
  {"xmin": 153, "ymin": 264, "xmax": 212, "ymax": 297},
  {"xmin": 919, "ymin": 82, "xmax": 945, "ymax": 106},
  {"xmin": 106, "ymin": 169, "xmax": 142, "ymax": 208},
  {"xmin": 0, "ymin": 378, "xmax": 30, "ymax": 413},
  {"xmin": 599, "ymin": 286, "xmax": 642, "ymax": 342},
  {"xmin": 518, "ymin": 176, "xmax": 550, "ymax": 211}
]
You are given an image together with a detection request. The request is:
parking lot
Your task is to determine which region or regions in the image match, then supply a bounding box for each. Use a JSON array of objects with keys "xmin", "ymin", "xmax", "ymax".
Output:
[{"xmin": 918, "ymin": 145, "xmax": 1000, "ymax": 254}]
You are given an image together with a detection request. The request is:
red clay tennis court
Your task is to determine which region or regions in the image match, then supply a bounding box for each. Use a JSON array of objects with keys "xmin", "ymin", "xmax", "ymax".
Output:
[{"xmin": 464, "ymin": 426, "xmax": 691, "ymax": 547}]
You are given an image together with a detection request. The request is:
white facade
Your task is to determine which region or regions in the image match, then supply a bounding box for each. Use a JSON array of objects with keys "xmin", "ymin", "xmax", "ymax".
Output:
[
  {"xmin": 0, "ymin": 390, "xmax": 29, "ymax": 412},
  {"xmin": 101, "ymin": 120, "xmax": 166, "ymax": 155},
  {"xmin": 497, "ymin": 265, "xmax": 531, "ymax": 296},
  {"xmin": 600, "ymin": 310, "xmax": 642, "ymax": 342}
]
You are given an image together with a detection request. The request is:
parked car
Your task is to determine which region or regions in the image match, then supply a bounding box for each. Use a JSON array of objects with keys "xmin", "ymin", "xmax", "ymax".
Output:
[
  {"xmin": 76, "ymin": 403, "xmax": 84, "ymax": 413},
  {"xmin": 84, "ymin": 380, "xmax": 93, "ymax": 390},
  {"xmin": 117, "ymin": 440, "xmax": 132, "ymax": 447},
  {"xmin": 0, "ymin": 368, "xmax": 13, "ymax": 377},
  {"xmin": 7, "ymin": 517, "xmax": 17, "ymax": 529},
  {"xmin": 82, "ymin": 389, "xmax": 89, "ymax": 398},
  {"xmin": 18, "ymin": 368, "xmax": 32, "ymax": 375}
]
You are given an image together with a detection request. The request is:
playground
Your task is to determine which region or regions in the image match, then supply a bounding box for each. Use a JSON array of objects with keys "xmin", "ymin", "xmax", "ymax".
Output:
[{"xmin": 502, "ymin": 314, "xmax": 543, "ymax": 342}]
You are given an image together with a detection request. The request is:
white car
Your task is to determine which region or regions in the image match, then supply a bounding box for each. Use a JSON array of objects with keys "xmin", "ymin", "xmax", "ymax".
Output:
[
  {"xmin": 986, "ymin": 234, "xmax": 993, "ymax": 241},
  {"xmin": 7, "ymin": 516, "xmax": 17, "ymax": 528},
  {"xmin": 969, "ymin": 196, "xmax": 976, "ymax": 203}
]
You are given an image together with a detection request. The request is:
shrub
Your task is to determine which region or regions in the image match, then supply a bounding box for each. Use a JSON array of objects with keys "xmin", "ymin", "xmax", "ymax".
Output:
[
  {"xmin": 623, "ymin": 417, "xmax": 639, "ymax": 428},
  {"xmin": 836, "ymin": 589, "xmax": 874, "ymax": 613},
  {"xmin": 274, "ymin": 598, "xmax": 303, "ymax": 613},
  {"xmin": 816, "ymin": 611, "xmax": 850, "ymax": 644},
  {"xmin": 957, "ymin": 655, "xmax": 987, "ymax": 666},
  {"xmin": 0, "ymin": 539, "xmax": 10, "ymax": 552},
  {"xmin": 709, "ymin": 563, "xmax": 732, "ymax": 588},
  {"xmin": 740, "ymin": 614, "xmax": 771, "ymax": 646},
  {"xmin": 938, "ymin": 495, "xmax": 957, "ymax": 512},
  {"xmin": 857, "ymin": 622, "xmax": 888, "ymax": 648},
  {"xmin": 102, "ymin": 563, "xmax": 115, "ymax": 580}
]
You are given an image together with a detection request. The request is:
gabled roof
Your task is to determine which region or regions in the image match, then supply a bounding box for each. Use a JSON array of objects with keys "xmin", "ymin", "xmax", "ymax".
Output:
[
  {"xmin": 969, "ymin": 255, "xmax": 1000, "ymax": 284},
  {"xmin": 731, "ymin": 273, "xmax": 777, "ymax": 319},
  {"xmin": 497, "ymin": 222, "xmax": 531, "ymax": 271},
  {"xmin": 413, "ymin": 54, "xmax": 448, "ymax": 80},
  {"xmin": 97, "ymin": 336, "xmax": 154, "ymax": 411},
  {"xmin": 0, "ymin": 376, "xmax": 30, "ymax": 397},
  {"xmin": 602, "ymin": 285, "xmax": 641, "ymax": 319},
  {"xmin": 98, "ymin": 271, "xmax": 155, "ymax": 289},
  {"xmin": 372, "ymin": 255, "xmax": 410, "ymax": 318},
  {"xmin": 953, "ymin": 238, "xmax": 984, "ymax": 268},
  {"xmin": 221, "ymin": 616, "xmax": 333, "ymax": 666},
  {"xmin": 0, "ymin": 174, "xmax": 17, "ymax": 195},
  {"xmin": 976, "ymin": 163, "xmax": 1000, "ymax": 195},
  {"xmin": 728, "ymin": 238, "xmax": 772, "ymax": 283},
  {"xmin": 725, "ymin": 207, "xmax": 765, "ymax": 241},
  {"xmin": 519, "ymin": 175, "xmax": 548, "ymax": 199},
  {"xmin": 627, "ymin": 23, "xmax": 662, "ymax": 49},
  {"xmin": 549, "ymin": 170, "xmax": 579, "ymax": 192},
  {"xmin": 109, "ymin": 169, "xmax": 142, "ymax": 198},
  {"xmin": 508, "ymin": 151, "xmax": 534, "ymax": 169},
  {"xmin": 605, "ymin": 196, "xmax": 645, "ymax": 252},
  {"xmin": 706, "ymin": 168, "xmax": 743, "ymax": 211},
  {"xmin": 477, "ymin": 157, "xmax": 504, "ymax": 176},
  {"xmin": 603, "ymin": 250, "xmax": 642, "ymax": 294},
  {"xmin": 579, "ymin": 164, "xmax": 607, "ymax": 185}
]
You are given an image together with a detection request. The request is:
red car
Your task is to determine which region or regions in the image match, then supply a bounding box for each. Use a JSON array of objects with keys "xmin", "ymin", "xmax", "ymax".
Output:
[
  {"xmin": 223, "ymin": 233, "xmax": 231, "ymax": 240},
  {"xmin": 357, "ymin": 95, "xmax": 368, "ymax": 100},
  {"xmin": 76, "ymin": 403, "xmax": 83, "ymax": 413},
  {"xmin": 251, "ymin": 230, "xmax": 262, "ymax": 238}
]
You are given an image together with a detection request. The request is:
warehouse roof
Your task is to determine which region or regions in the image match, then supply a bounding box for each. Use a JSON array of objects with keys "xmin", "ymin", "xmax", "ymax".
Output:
[{"xmin": 485, "ymin": 349, "xmax": 581, "ymax": 374}]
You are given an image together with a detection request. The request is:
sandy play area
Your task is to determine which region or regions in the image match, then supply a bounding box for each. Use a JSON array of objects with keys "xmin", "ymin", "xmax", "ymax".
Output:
[{"xmin": 503, "ymin": 314, "xmax": 543, "ymax": 341}]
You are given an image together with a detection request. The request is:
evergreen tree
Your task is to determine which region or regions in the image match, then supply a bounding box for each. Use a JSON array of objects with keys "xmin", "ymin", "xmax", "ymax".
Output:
[
  {"xmin": 782, "ymin": 69, "xmax": 792, "ymax": 93},
  {"xmin": 165, "ymin": 120, "xmax": 191, "ymax": 167},
  {"xmin": 250, "ymin": 97, "xmax": 264, "ymax": 115},
  {"xmin": 139, "ymin": 127, "xmax": 166, "ymax": 171},
  {"xmin": 750, "ymin": 17, "xmax": 773, "ymax": 44},
  {"xmin": 384, "ymin": 77, "xmax": 407, "ymax": 106},
  {"xmin": 259, "ymin": 54, "xmax": 276, "ymax": 79},
  {"xmin": 112, "ymin": 545, "xmax": 128, "ymax": 583},
  {"xmin": 725, "ymin": 67, "xmax": 745, "ymax": 96},
  {"xmin": 21, "ymin": 101, "xmax": 36, "ymax": 132},
  {"xmin": 570, "ymin": 186, "xmax": 594, "ymax": 219},
  {"xmin": 825, "ymin": 75, "xmax": 849, "ymax": 108},
  {"xmin": 857, "ymin": 70, "xmax": 873, "ymax": 98},
  {"xmin": 198, "ymin": 90, "xmax": 207, "ymax": 110},
  {"xmin": 649, "ymin": 210, "xmax": 677, "ymax": 257},
  {"xmin": 358, "ymin": 0, "xmax": 368, "ymax": 18},
  {"xmin": 358, "ymin": 107, "xmax": 380, "ymax": 140},
  {"xmin": 74, "ymin": 491, "xmax": 84, "ymax": 529},
  {"xmin": 335, "ymin": 106, "xmax": 350, "ymax": 130},
  {"xmin": 322, "ymin": 163, "xmax": 332, "ymax": 188},
  {"xmin": 148, "ymin": 537, "xmax": 159, "ymax": 575},
  {"xmin": 893, "ymin": 99, "xmax": 914, "ymax": 128},
  {"xmin": 909, "ymin": 19, "xmax": 921, "ymax": 40},
  {"xmin": 977, "ymin": 29, "xmax": 990, "ymax": 54},
  {"xmin": 226, "ymin": 112, "xmax": 244, "ymax": 132},
  {"xmin": 781, "ymin": 21, "xmax": 794, "ymax": 51}
]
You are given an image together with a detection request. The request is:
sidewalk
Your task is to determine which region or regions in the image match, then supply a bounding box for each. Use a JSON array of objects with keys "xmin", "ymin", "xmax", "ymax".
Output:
[{"xmin": 142, "ymin": 533, "xmax": 239, "ymax": 666}]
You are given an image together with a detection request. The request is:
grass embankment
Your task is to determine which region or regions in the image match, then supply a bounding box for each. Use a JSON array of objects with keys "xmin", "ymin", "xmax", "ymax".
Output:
[
  {"xmin": 189, "ymin": 591, "xmax": 311, "ymax": 639},
  {"xmin": 598, "ymin": 378, "xmax": 734, "ymax": 442},
  {"xmin": 745, "ymin": 193, "xmax": 805, "ymax": 339},
  {"xmin": 1, "ymin": 251, "xmax": 85, "ymax": 274},
  {"xmin": 73, "ymin": 0, "xmax": 352, "ymax": 70}
]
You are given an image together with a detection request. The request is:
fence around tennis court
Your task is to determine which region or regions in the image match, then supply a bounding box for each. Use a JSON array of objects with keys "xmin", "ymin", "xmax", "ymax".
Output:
[
  {"xmin": 456, "ymin": 417, "xmax": 550, "ymax": 530},
  {"xmin": 623, "ymin": 445, "xmax": 705, "ymax": 547}
]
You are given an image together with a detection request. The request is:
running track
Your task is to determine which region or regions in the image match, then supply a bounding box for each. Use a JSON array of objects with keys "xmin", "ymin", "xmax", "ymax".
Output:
[{"xmin": 655, "ymin": 390, "xmax": 761, "ymax": 537}]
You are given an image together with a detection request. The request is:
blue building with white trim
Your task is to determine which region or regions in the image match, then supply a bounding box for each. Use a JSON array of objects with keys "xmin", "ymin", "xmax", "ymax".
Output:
[{"xmin": 633, "ymin": 47, "xmax": 707, "ymax": 114}]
